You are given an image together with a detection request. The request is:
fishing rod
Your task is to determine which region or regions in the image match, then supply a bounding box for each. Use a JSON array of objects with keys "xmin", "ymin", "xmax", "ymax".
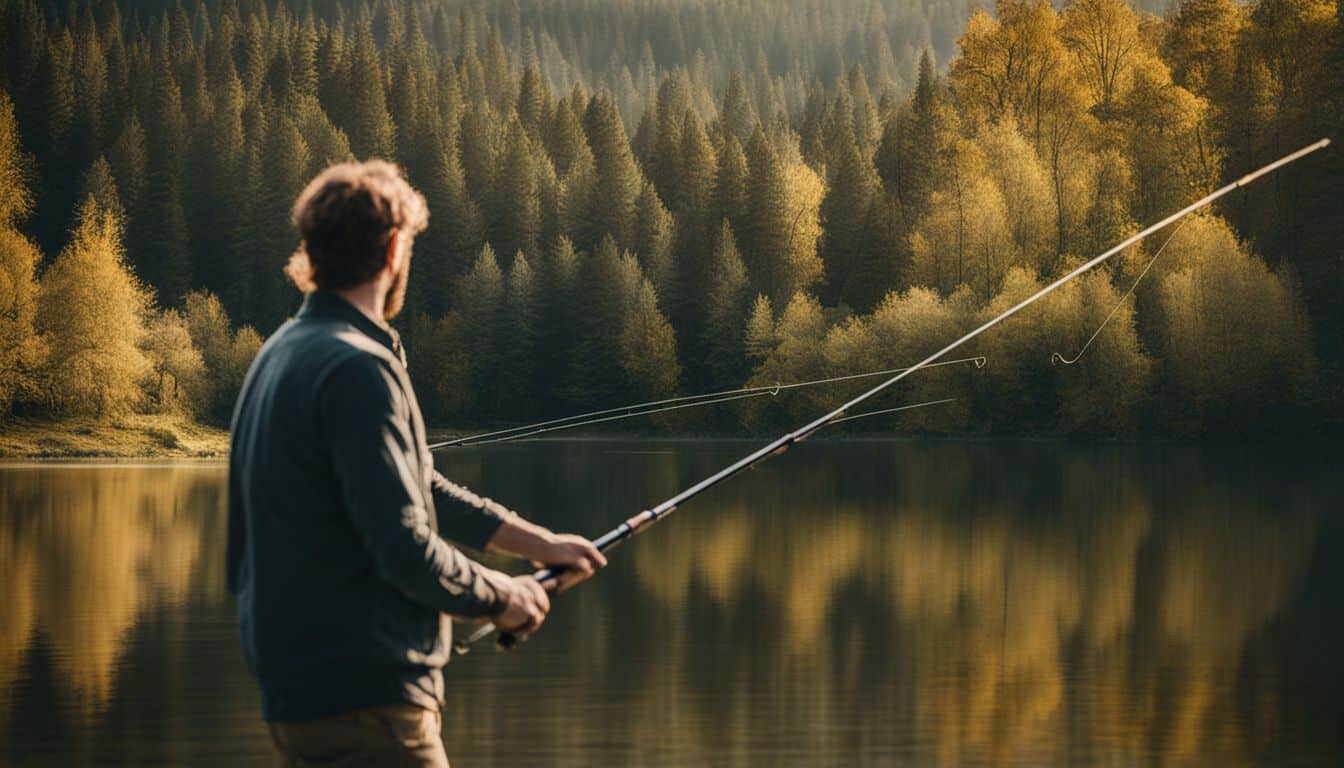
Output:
[
  {"xmin": 428, "ymin": 356, "xmax": 987, "ymax": 449},
  {"xmin": 455, "ymin": 138, "xmax": 1331, "ymax": 654}
]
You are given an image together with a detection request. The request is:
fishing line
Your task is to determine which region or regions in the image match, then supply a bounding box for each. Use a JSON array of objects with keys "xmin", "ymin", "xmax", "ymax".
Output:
[
  {"xmin": 828, "ymin": 398, "xmax": 958, "ymax": 425},
  {"xmin": 429, "ymin": 356, "xmax": 986, "ymax": 449},
  {"xmin": 453, "ymin": 138, "xmax": 1330, "ymax": 654},
  {"xmin": 1052, "ymin": 217, "xmax": 1192, "ymax": 365}
]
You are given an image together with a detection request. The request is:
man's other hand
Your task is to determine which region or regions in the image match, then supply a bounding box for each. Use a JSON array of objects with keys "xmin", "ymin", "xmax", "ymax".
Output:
[
  {"xmin": 535, "ymin": 534, "xmax": 608, "ymax": 593},
  {"xmin": 494, "ymin": 575, "xmax": 550, "ymax": 634}
]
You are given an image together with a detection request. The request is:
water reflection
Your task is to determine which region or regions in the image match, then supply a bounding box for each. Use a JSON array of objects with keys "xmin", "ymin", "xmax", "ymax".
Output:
[{"xmin": 1, "ymin": 444, "xmax": 1340, "ymax": 766}]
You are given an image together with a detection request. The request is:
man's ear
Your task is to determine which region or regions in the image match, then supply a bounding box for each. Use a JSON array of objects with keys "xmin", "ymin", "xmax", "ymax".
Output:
[{"xmin": 385, "ymin": 230, "xmax": 403, "ymax": 274}]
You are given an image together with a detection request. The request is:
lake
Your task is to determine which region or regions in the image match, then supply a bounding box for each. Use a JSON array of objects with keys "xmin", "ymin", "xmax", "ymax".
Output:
[{"xmin": 1, "ymin": 439, "xmax": 1341, "ymax": 766}]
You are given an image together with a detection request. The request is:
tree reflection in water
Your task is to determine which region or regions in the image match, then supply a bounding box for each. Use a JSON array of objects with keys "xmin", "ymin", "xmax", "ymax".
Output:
[{"xmin": 0, "ymin": 443, "xmax": 1339, "ymax": 766}]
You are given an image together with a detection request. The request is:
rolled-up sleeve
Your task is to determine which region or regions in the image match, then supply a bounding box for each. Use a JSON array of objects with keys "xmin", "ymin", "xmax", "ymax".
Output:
[
  {"xmin": 319, "ymin": 356, "xmax": 510, "ymax": 618},
  {"xmin": 430, "ymin": 472, "xmax": 513, "ymax": 551}
]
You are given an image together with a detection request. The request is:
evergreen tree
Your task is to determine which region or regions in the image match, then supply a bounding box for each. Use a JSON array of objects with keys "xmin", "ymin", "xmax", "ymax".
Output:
[
  {"xmin": 255, "ymin": 113, "xmax": 310, "ymax": 328},
  {"xmin": 516, "ymin": 64, "xmax": 551, "ymax": 140},
  {"xmin": 108, "ymin": 114, "xmax": 147, "ymax": 218},
  {"xmin": 77, "ymin": 156, "xmax": 123, "ymax": 224},
  {"xmin": 720, "ymin": 70, "xmax": 757, "ymax": 144},
  {"xmin": 492, "ymin": 116, "xmax": 541, "ymax": 266},
  {"xmin": 650, "ymin": 73, "xmax": 690, "ymax": 202},
  {"xmin": 633, "ymin": 180, "xmax": 675, "ymax": 311},
  {"xmin": 673, "ymin": 109, "xmax": 718, "ymax": 332},
  {"xmin": 500, "ymin": 251, "xmax": 540, "ymax": 411},
  {"xmin": 546, "ymin": 95, "xmax": 585, "ymax": 175},
  {"xmin": 702, "ymin": 220, "xmax": 752, "ymax": 387},
  {"xmin": 581, "ymin": 92, "xmax": 642, "ymax": 250},
  {"xmin": 820, "ymin": 119, "xmax": 879, "ymax": 309},
  {"xmin": 714, "ymin": 133, "xmax": 749, "ymax": 232},
  {"xmin": 568, "ymin": 234, "xmax": 630, "ymax": 405},
  {"xmin": 412, "ymin": 125, "xmax": 483, "ymax": 316},
  {"xmin": 452, "ymin": 244, "xmax": 504, "ymax": 416},
  {"xmin": 347, "ymin": 12, "xmax": 395, "ymax": 158},
  {"xmin": 619, "ymin": 273, "xmax": 681, "ymax": 401},
  {"xmin": 139, "ymin": 66, "xmax": 191, "ymax": 304},
  {"xmin": 743, "ymin": 127, "xmax": 792, "ymax": 302},
  {"xmin": 743, "ymin": 293, "xmax": 777, "ymax": 362}
]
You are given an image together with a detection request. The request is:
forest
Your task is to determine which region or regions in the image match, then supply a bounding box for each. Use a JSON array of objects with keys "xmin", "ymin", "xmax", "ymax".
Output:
[{"xmin": 0, "ymin": 0, "xmax": 1339, "ymax": 436}]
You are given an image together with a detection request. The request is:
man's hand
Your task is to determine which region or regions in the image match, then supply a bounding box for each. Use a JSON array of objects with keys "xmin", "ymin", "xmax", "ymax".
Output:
[
  {"xmin": 493, "ymin": 575, "xmax": 550, "ymax": 634},
  {"xmin": 487, "ymin": 518, "xmax": 608, "ymax": 593},
  {"xmin": 534, "ymin": 534, "xmax": 608, "ymax": 593}
]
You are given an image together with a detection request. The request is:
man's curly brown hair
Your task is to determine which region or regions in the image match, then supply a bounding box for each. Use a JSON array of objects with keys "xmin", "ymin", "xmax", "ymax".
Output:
[{"xmin": 285, "ymin": 161, "xmax": 428, "ymax": 293}]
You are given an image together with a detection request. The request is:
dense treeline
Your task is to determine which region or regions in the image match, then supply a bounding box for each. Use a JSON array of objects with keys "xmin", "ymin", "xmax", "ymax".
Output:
[{"xmin": 0, "ymin": 0, "xmax": 1338, "ymax": 435}]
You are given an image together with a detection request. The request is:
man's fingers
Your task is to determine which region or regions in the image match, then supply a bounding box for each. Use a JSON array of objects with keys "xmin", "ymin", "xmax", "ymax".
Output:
[
  {"xmin": 528, "ymin": 578, "xmax": 551, "ymax": 612},
  {"xmin": 582, "ymin": 543, "xmax": 608, "ymax": 568}
]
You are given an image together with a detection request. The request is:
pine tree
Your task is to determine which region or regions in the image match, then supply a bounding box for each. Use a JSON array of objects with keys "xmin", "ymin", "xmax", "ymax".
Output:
[
  {"xmin": 672, "ymin": 109, "xmax": 718, "ymax": 330},
  {"xmin": 347, "ymin": 12, "xmax": 395, "ymax": 158},
  {"xmin": 714, "ymin": 133, "xmax": 749, "ymax": 232},
  {"xmin": 36, "ymin": 197, "xmax": 150, "ymax": 416},
  {"xmin": 108, "ymin": 114, "xmax": 147, "ymax": 219},
  {"xmin": 139, "ymin": 66, "xmax": 191, "ymax": 304},
  {"xmin": 820, "ymin": 119, "xmax": 879, "ymax": 309},
  {"xmin": 581, "ymin": 92, "xmax": 641, "ymax": 250},
  {"xmin": 500, "ymin": 251, "xmax": 540, "ymax": 411},
  {"xmin": 77, "ymin": 157, "xmax": 124, "ymax": 225},
  {"xmin": 453, "ymin": 244, "xmax": 504, "ymax": 418},
  {"xmin": 743, "ymin": 294, "xmax": 777, "ymax": 362},
  {"xmin": 546, "ymin": 95, "xmax": 585, "ymax": 176},
  {"xmin": 702, "ymin": 220, "xmax": 752, "ymax": 387},
  {"xmin": 255, "ymin": 113, "xmax": 311, "ymax": 328},
  {"xmin": 412, "ymin": 125, "xmax": 484, "ymax": 316},
  {"xmin": 650, "ymin": 73, "xmax": 690, "ymax": 202},
  {"xmin": 619, "ymin": 274, "xmax": 681, "ymax": 401},
  {"xmin": 492, "ymin": 116, "xmax": 541, "ymax": 266},
  {"xmin": 720, "ymin": 70, "xmax": 757, "ymax": 144},
  {"xmin": 743, "ymin": 127, "xmax": 792, "ymax": 302},
  {"xmin": 537, "ymin": 235, "xmax": 581, "ymax": 412},
  {"xmin": 516, "ymin": 64, "xmax": 551, "ymax": 140},
  {"xmin": 568, "ymin": 234, "xmax": 631, "ymax": 405},
  {"xmin": 633, "ymin": 181, "xmax": 675, "ymax": 311}
]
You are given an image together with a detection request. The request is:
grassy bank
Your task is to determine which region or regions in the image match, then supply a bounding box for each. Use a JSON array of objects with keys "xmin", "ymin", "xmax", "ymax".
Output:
[{"xmin": 0, "ymin": 414, "xmax": 230, "ymax": 458}]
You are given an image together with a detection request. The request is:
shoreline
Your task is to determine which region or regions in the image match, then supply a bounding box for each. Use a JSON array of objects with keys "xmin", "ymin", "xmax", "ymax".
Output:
[
  {"xmin": 2, "ymin": 421, "xmax": 1333, "ymax": 460},
  {"xmin": 0, "ymin": 415, "xmax": 231, "ymax": 459}
]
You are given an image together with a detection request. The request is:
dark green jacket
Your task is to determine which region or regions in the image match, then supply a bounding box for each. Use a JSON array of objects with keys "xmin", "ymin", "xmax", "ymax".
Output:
[{"xmin": 227, "ymin": 290, "xmax": 511, "ymax": 722}]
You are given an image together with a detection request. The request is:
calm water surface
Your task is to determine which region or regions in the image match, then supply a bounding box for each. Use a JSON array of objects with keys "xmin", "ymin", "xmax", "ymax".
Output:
[{"xmin": 1, "ymin": 440, "xmax": 1341, "ymax": 766}]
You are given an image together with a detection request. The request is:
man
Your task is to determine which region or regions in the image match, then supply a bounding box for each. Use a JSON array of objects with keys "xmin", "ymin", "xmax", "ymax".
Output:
[{"xmin": 227, "ymin": 160, "xmax": 606, "ymax": 767}]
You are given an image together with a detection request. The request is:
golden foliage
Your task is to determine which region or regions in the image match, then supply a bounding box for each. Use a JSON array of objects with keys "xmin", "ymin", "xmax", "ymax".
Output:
[{"xmin": 35, "ymin": 199, "xmax": 150, "ymax": 417}]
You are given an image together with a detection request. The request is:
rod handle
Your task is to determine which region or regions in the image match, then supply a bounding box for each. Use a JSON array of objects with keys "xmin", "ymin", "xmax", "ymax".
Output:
[{"xmin": 496, "ymin": 565, "xmax": 562, "ymax": 650}]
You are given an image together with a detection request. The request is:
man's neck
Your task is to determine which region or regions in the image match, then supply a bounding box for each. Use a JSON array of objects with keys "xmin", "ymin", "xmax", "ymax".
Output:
[{"xmin": 330, "ymin": 282, "xmax": 386, "ymax": 326}]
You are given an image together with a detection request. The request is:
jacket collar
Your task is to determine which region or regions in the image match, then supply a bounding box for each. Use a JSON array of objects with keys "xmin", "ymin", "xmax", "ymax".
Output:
[{"xmin": 297, "ymin": 290, "xmax": 405, "ymax": 364}]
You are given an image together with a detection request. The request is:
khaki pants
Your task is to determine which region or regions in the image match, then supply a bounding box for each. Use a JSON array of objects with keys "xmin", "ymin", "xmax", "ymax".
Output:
[{"xmin": 268, "ymin": 703, "xmax": 450, "ymax": 767}]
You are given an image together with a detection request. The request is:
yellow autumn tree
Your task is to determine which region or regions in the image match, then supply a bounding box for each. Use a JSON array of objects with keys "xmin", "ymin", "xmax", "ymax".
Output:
[
  {"xmin": 141, "ymin": 308, "xmax": 207, "ymax": 414},
  {"xmin": 0, "ymin": 90, "xmax": 46, "ymax": 417},
  {"xmin": 36, "ymin": 198, "xmax": 151, "ymax": 416},
  {"xmin": 1156, "ymin": 216, "xmax": 1315, "ymax": 431}
]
